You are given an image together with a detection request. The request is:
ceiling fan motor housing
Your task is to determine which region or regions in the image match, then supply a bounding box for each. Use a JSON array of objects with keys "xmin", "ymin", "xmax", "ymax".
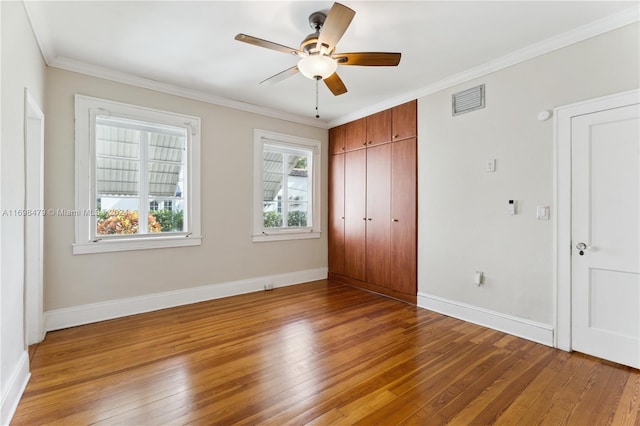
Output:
[
  {"xmin": 301, "ymin": 11, "xmax": 330, "ymax": 55},
  {"xmin": 308, "ymin": 11, "xmax": 326, "ymax": 31}
]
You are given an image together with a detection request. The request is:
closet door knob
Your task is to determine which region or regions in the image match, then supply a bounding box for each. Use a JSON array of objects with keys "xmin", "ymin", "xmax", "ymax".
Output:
[{"xmin": 392, "ymin": 219, "xmax": 399, "ymax": 222}]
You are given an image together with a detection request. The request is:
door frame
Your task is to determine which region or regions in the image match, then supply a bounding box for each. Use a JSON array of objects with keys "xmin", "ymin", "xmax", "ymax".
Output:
[
  {"xmin": 24, "ymin": 88, "xmax": 45, "ymax": 345},
  {"xmin": 554, "ymin": 88, "xmax": 640, "ymax": 351}
]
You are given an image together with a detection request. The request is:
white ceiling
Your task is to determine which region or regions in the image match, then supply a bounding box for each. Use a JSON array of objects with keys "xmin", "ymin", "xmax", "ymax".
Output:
[{"xmin": 24, "ymin": 1, "xmax": 639, "ymax": 127}]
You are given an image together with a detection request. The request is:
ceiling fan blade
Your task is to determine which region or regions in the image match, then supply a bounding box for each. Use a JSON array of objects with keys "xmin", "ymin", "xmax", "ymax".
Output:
[
  {"xmin": 324, "ymin": 72, "xmax": 348, "ymax": 96},
  {"xmin": 259, "ymin": 65, "xmax": 300, "ymax": 85},
  {"xmin": 235, "ymin": 33, "xmax": 302, "ymax": 56},
  {"xmin": 317, "ymin": 3, "xmax": 355, "ymax": 53},
  {"xmin": 333, "ymin": 52, "xmax": 401, "ymax": 66}
]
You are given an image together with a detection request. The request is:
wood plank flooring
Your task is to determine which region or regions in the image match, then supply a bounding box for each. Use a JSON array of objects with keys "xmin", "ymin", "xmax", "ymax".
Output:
[{"xmin": 13, "ymin": 280, "xmax": 640, "ymax": 425}]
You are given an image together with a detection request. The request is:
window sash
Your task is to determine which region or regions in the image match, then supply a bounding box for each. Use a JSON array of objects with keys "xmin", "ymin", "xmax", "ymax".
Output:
[
  {"xmin": 262, "ymin": 149, "xmax": 313, "ymax": 230},
  {"xmin": 91, "ymin": 112, "xmax": 189, "ymax": 239},
  {"xmin": 253, "ymin": 129, "xmax": 321, "ymax": 242}
]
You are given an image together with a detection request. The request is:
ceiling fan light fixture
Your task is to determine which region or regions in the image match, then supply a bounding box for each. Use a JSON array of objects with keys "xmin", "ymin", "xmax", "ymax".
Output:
[{"xmin": 297, "ymin": 54, "xmax": 337, "ymax": 80}]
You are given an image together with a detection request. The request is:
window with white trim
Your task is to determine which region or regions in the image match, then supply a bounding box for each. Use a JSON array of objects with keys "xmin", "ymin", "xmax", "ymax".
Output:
[
  {"xmin": 253, "ymin": 129, "xmax": 321, "ymax": 242},
  {"xmin": 74, "ymin": 95, "xmax": 201, "ymax": 254}
]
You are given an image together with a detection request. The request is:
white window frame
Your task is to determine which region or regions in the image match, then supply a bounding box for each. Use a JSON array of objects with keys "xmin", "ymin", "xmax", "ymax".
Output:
[
  {"xmin": 73, "ymin": 95, "xmax": 202, "ymax": 254},
  {"xmin": 253, "ymin": 129, "xmax": 321, "ymax": 242}
]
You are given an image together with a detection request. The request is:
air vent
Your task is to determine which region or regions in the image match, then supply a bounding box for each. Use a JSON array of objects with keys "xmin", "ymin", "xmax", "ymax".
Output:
[{"xmin": 452, "ymin": 84, "xmax": 485, "ymax": 116}]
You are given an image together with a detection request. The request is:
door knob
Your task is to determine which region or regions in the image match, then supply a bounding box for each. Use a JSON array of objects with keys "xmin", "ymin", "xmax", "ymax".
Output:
[{"xmin": 576, "ymin": 242, "xmax": 589, "ymax": 256}]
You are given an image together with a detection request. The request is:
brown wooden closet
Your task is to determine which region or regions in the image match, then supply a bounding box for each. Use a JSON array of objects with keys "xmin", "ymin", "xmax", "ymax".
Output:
[{"xmin": 328, "ymin": 100, "xmax": 417, "ymax": 303}]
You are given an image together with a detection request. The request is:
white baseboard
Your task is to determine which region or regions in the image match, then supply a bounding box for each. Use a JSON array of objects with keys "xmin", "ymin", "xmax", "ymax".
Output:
[
  {"xmin": 1, "ymin": 351, "xmax": 31, "ymax": 426},
  {"xmin": 45, "ymin": 267, "xmax": 328, "ymax": 332},
  {"xmin": 417, "ymin": 292, "xmax": 554, "ymax": 347}
]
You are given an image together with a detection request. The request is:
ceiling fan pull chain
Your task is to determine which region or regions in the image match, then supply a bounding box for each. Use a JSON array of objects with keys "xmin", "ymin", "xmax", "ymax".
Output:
[{"xmin": 315, "ymin": 76, "xmax": 320, "ymax": 118}]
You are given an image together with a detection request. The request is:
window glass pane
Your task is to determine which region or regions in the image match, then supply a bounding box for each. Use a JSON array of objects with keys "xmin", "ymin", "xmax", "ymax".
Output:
[
  {"xmin": 149, "ymin": 199, "xmax": 184, "ymax": 233},
  {"xmin": 94, "ymin": 115, "xmax": 188, "ymax": 236},
  {"xmin": 261, "ymin": 144, "xmax": 313, "ymax": 230},
  {"xmin": 263, "ymin": 149, "xmax": 284, "ymax": 228},
  {"xmin": 95, "ymin": 116, "xmax": 141, "ymax": 235},
  {"xmin": 287, "ymin": 154, "xmax": 309, "ymax": 227},
  {"xmin": 148, "ymin": 127, "xmax": 187, "ymax": 233}
]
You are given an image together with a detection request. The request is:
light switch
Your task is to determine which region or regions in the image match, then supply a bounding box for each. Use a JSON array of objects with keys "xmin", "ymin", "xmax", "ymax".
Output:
[
  {"xmin": 537, "ymin": 205, "xmax": 550, "ymax": 220},
  {"xmin": 486, "ymin": 159, "xmax": 496, "ymax": 172}
]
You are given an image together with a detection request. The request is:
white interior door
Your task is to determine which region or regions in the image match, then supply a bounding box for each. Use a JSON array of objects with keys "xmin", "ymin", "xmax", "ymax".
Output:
[{"xmin": 571, "ymin": 102, "xmax": 640, "ymax": 369}]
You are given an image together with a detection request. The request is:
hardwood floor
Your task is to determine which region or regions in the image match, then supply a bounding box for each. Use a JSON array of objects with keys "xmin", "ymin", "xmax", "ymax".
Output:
[{"xmin": 13, "ymin": 280, "xmax": 640, "ymax": 425}]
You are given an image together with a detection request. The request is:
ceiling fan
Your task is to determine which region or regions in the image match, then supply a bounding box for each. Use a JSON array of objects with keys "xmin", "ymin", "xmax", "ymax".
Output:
[{"xmin": 234, "ymin": 2, "xmax": 401, "ymax": 98}]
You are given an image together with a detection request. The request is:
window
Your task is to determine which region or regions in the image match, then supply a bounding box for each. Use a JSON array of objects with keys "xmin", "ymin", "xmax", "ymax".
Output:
[
  {"xmin": 74, "ymin": 95, "xmax": 201, "ymax": 254},
  {"xmin": 253, "ymin": 129, "xmax": 321, "ymax": 242}
]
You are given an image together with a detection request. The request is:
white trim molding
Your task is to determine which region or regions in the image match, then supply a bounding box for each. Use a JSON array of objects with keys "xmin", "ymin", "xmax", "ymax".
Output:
[
  {"xmin": 45, "ymin": 267, "xmax": 328, "ymax": 332},
  {"xmin": 418, "ymin": 292, "xmax": 554, "ymax": 347},
  {"xmin": 24, "ymin": 89, "xmax": 46, "ymax": 345},
  {"xmin": 553, "ymin": 89, "xmax": 640, "ymax": 351},
  {"xmin": 0, "ymin": 351, "xmax": 30, "ymax": 426}
]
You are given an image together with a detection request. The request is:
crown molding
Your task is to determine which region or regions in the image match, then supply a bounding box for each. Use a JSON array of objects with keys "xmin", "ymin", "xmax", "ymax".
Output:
[
  {"xmin": 49, "ymin": 57, "xmax": 328, "ymax": 128},
  {"xmin": 328, "ymin": 4, "xmax": 640, "ymax": 127}
]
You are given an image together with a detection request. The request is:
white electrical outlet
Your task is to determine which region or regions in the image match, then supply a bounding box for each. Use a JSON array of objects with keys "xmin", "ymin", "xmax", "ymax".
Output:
[
  {"xmin": 264, "ymin": 283, "xmax": 274, "ymax": 291},
  {"xmin": 486, "ymin": 159, "xmax": 496, "ymax": 172}
]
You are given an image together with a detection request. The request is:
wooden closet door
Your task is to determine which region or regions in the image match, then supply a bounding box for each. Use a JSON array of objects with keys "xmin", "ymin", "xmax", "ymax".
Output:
[
  {"xmin": 390, "ymin": 137, "xmax": 417, "ymax": 295},
  {"xmin": 366, "ymin": 143, "xmax": 391, "ymax": 287},
  {"xmin": 366, "ymin": 109, "xmax": 392, "ymax": 147},
  {"xmin": 328, "ymin": 154, "xmax": 345, "ymax": 275},
  {"xmin": 329, "ymin": 125, "xmax": 345, "ymax": 154},
  {"xmin": 344, "ymin": 149, "xmax": 367, "ymax": 281},
  {"xmin": 345, "ymin": 118, "xmax": 367, "ymax": 151},
  {"xmin": 392, "ymin": 100, "xmax": 417, "ymax": 141}
]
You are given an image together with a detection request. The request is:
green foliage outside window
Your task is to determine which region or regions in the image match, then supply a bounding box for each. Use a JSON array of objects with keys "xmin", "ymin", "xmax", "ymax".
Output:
[
  {"xmin": 287, "ymin": 211, "xmax": 307, "ymax": 227},
  {"xmin": 154, "ymin": 209, "xmax": 184, "ymax": 232},
  {"xmin": 263, "ymin": 211, "xmax": 283, "ymax": 228},
  {"xmin": 263, "ymin": 211, "xmax": 307, "ymax": 228}
]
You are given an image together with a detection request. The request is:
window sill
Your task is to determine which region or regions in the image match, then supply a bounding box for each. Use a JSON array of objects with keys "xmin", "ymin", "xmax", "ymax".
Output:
[
  {"xmin": 73, "ymin": 235, "xmax": 203, "ymax": 255},
  {"xmin": 252, "ymin": 231, "xmax": 320, "ymax": 243}
]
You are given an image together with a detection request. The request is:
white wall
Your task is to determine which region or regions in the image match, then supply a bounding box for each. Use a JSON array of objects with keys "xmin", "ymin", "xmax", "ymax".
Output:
[
  {"xmin": 418, "ymin": 23, "xmax": 639, "ymax": 339},
  {"xmin": 0, "ymin": 1, "xmax": 47, "ymax": 423},
  {"xmin": 43, "ymin": 68, "xmax": 328, "ymax": 316}
]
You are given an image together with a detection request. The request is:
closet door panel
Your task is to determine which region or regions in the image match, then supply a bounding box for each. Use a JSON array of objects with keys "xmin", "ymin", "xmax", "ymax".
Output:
[
  {"xmin": 345, "ymin": 118, "xmax": 367, "ymax": 151},
  {"xmin": 344, "ymin": 149, "xmax": 367, "ymax": 281},
  {"xmin": 392, "ymin": 100, "xmax": 417, "ymax": 141},
  {"xmin": 391, "ymin": 137, "xmax": 417, "ymax": 294},
  {"xmin": 329, "ymin": 125, "xmax": 346, "ymax": 154},
  {"xmin": 366, "ymin": 109, "xmax": 392, "ymax": 147},
  {"xmin": 366, "ymin": 144, "xmax": 391, "ymax": 287},
  {"xmin": 328, "ymin": 154, "xmax": 345, "ymax": 275}
]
